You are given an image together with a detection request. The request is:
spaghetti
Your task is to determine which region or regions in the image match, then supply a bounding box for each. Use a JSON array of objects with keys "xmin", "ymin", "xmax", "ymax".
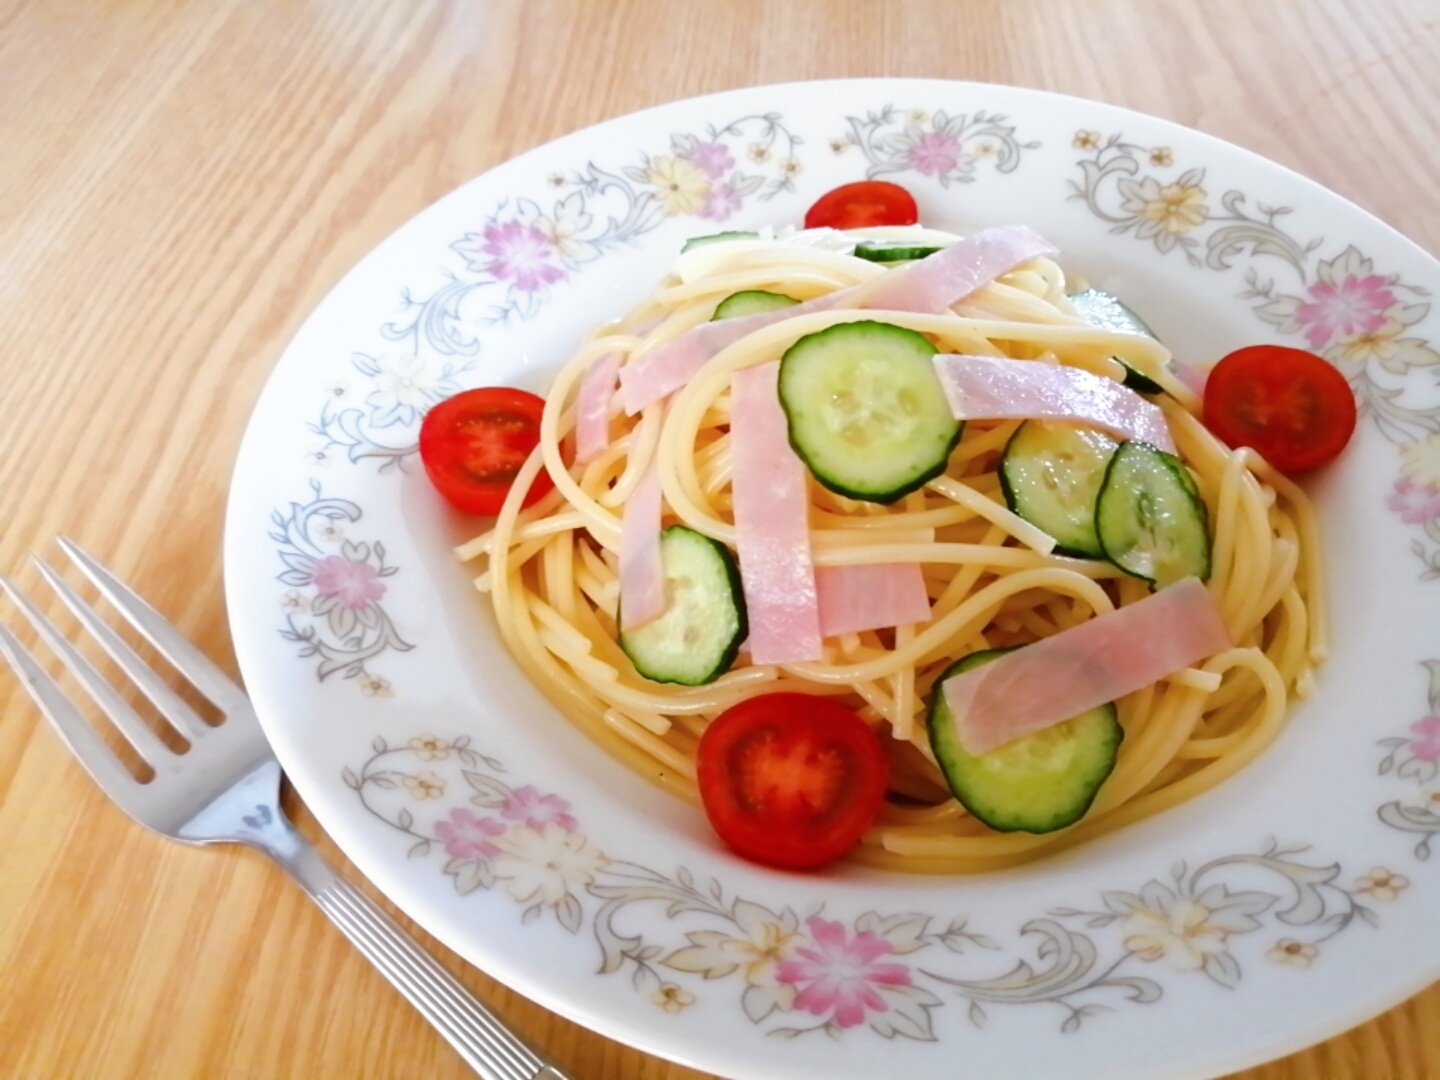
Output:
[{"xmin": 456, "ymin": 226, "xmax": 1324, "ymax": 874}]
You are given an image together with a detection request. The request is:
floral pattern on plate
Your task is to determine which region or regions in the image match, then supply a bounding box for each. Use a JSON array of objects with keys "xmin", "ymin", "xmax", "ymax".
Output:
[
  {"xmin": 303, "ymin": 113, "xmax": 802, "ymax": 472},
  {"xmin": 270, "ymin": 480, "xmax": 411, "ymax": 690},
  {"xmin": 1070, "ymin": 132, "xmax": 1440, "ymax": 573},
  {"xmin": 1377, "ymin": 658, "xmax": 1440, "ymax": 857},
  {"xmin": 347, "ymin": 734, "xmax": 1408, "ymax": 1041},
  {"xmin": 834, "ymin": 106, "xmax": 1040, "ymax": 187},
  {"xmin": 306, "ymin": 354, "xmax": 474, "ymax": 472}
]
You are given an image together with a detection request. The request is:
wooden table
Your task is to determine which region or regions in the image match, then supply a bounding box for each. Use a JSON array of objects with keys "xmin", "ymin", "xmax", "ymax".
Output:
[{"xmin": 2, "ymin": 2, "xmax": 1436, "ymax": 1077}]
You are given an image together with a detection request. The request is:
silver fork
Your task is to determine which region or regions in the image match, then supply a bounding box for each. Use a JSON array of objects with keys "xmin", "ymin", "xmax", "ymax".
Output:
[{"xmin": 0, "ymin": 538, "xmax": 572, "ymax": 1080}]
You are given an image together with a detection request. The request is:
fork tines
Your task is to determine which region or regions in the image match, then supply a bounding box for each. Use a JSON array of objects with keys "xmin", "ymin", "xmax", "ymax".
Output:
[{"xmin": 0, "ymin": 538, "xmax": 246, "ymax": 815}]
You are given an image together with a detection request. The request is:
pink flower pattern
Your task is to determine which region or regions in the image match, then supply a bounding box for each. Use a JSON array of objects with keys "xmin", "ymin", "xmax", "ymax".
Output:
[
  {"xmin": 1409, "ymin": 717, "xmax": 1440, "ymax": 762},
  {"xmin": 481, "ymin": 220, "xmax": 565, "ymax": 292},
  {"xmin": 699, "ymin": 178, "xmax": 743, "ymax": 221},
  {"xmin": 776, "ymin": 917, "xmax": 911, "ymax": 1028},
  {"xmin": 312, "ymin": 555, "xmax": 385, "ymax": 609},
  {"xmin": 435, "ymin": 808, "xmax": 505, "ymax": 859},
  {"xmin": 1294, "ymin": 273, "xmax": 1396, "ymax": 350},
  {"xmin": 686, "ymin": 140, "xmax": 735, "ymax": 180},
  {"xmin": 501, "ymin": 785, "xmax": 578, "ymax": 831},
  {"xmin": 906, "ymin": 131, "xmax": 962, "ymax": 176},
  {"xmin": 1387, "ymin": 477, "xmax": 1440, "ymax": 525}
]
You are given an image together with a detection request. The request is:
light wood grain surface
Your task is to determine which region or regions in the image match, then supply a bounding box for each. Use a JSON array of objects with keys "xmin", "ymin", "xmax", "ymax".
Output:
[{"xmin": 2, "ymin": 1, "xmax": 1437, "ymax": 1077}]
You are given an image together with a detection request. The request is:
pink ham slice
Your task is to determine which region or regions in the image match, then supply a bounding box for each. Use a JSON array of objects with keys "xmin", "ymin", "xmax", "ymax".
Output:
[
  {"xmin": 618, "ymin": 226, "xmax": 1059, "ymax": 415},
  {"xmin": 619, "ymin": 290, "xmax": 851, "ymax": 415},
  {"xmin": 730, "ymin": 361, "xmax": 823, "ymax": 664},
  {"xmin": 856, "ymin": 225, "xmax": 1056, "ymax": 312},
  {"xmin": 618, "ymin": 458, "xmax": 666, "ymax": 631},
  {"xmin": 932, "ymin": 354, "xmax": 1177, "ymax": 453},
  {"xmin": 816, "ymin": 563, "xmax": 931, "ymax": 638},
  {"xmin": 942, "ymin": 577, "xmax": 1229, "ymax": 755},
  {"xmin": 575, "ymin": 352, "xmax": 622, "ymax": 465}
]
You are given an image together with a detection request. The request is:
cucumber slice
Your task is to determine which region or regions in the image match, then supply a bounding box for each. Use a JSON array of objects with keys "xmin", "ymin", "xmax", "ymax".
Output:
[
  {"xmin": 853, "ymin": 241, "xmax": 945, "ymax": 263},
  {"xmin": 619, "ymin": 526, "xmax": 747, "ymax": 686},
  {"xmin": 712, "ymin": 289, "xmax": 799, "ymax": 321},
  {"xmin": 999, "ymin": 421, "xmax": 1119, "ymax": 559},
  {"xmin": 778, "ymin": 321, "xmax": 961, "ymax": 504},
  {"xmin": 1067, "ymin": 288, "xmax": 1165, "ymax": 393},
  {"xmin": 681, "ymin": 230, "xmax": 759, "ymax": 252},
  {"xmin": 1067, "ymin": 288, "xmax": 1158, "ymax": 338},
  {"xmin": 1095, "ymin": 441, "xmax": 1212, "ymax": 587},
  {"xmin": 1117, "ymin": 362, "xmax": 1165, "ymax": 396},
  {"xmin": 926, "ymin": 648, "xmax": 1123, "ymax": 833}
]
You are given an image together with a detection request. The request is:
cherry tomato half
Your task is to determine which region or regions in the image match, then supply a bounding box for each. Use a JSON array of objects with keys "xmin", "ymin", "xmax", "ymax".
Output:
[
  {"xmin": 418, "ymin": 387, "xmax": 554, "ymax": 515},
  {"xmin": 696, "ymin": 692, "xmax": 889, "ymax": 870},
  {"xmin": 1202, "ymin": 345, "xmax": 1358, "ymax": 473},
  {"xmin": 803, "ymin": 180, "xmax": 919, "ymax": 230}
]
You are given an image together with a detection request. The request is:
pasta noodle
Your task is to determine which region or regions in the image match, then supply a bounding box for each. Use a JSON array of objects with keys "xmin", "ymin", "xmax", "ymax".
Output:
[{"xmin": 458, "ymin": 228, "xmax": 1323, "ymax": 874}]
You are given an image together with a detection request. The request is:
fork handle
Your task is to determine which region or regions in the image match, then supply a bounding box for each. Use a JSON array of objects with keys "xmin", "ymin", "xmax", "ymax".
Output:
[{"xmin": 275, "ymin": 842, "xmax": 574, "ymax": 1080}]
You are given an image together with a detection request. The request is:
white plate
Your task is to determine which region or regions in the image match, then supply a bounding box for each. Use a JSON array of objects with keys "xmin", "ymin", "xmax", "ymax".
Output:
[{"xmin": 224, "ymin": 79, "xmax": 1440, "ymax": 1080}]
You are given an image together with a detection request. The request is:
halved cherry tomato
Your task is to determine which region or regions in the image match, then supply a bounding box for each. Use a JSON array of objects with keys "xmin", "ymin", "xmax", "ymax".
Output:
[
  {"xmin": 1202, "ymin": 345, "xmax": 1357, "ymax": 473},
  {"xmin": 695, "ymin": 692, "xmax": 889, "ymax": 870},
  {"xmin": 803, "ymin": 180, "xmax": 919, "ymax": 230},
  {"xmin": 418, "ymin": 387, "xmax": 554, "ymax": 515}
]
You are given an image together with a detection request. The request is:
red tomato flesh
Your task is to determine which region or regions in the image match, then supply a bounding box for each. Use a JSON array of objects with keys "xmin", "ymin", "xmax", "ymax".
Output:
[
  {"xmin": 696, "ymin": 693, "xmax": 889, "ymax": 870},
  {"xmin": 418, "ymin": 387, "xmax": 554, "ymax": 515},
  {"xmin": 803, "ymin": 180, "xmax": 919, "ymax": 230},
  {"xmin": 1202, "ymin": 345, "xmax": 1357, "ymax": 473}
]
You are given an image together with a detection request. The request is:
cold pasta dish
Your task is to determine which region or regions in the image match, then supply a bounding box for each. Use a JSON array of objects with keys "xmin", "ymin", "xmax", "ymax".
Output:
[{"xmin": 428, "ymin": 181, "xmax": 1356, "ymax": 874}]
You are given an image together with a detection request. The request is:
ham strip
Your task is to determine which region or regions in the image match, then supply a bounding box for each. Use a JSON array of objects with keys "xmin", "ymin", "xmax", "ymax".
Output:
[
  {"xmin": 617, "ymin": 458, "xmax": 666, "ymax": 631},
  {"xmin": 619, "ymin": 289, "xmax": 852, "ymax": 415},
  {"xmin": 933, "ymin": 354, "xmax": 1177, "ymax": 453},
  {"xmin": 618, "ymin": 225, "xmax": 1059, "ymax": 415},
  {"xmin": 855, "ymin": 225, "xmax": 1057, "ymax": 312},
  {"xmin": 575, "ymin": 352, "xmax": 622, "ymax": 465},
  {"xmin": 730, "ymin": 361, "xmax": 822, "ymax": 664},
  {"xmin": 816, "ymin": 563, "xmax": 931, "ymax": 637},
  {"xmin": 942, "ymin": 577, "xmax": 1229, "ymax": 755}
]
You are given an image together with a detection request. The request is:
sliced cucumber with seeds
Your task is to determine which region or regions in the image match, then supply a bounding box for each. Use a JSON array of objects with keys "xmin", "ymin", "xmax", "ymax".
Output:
[
  {"xmin": 853, "ymin": 241, "xmax": 945, "ymax": 263},
  {"xmin": 1096, "ymin": 441, "xmax": 1212, "ymax": 588},
  {"xmin": 926, "ymin": 648, "xmax": 1123, "ymax": 833},
  {"xmin": 681, "ymin": 230, "xmax": 759, "ymax": 252},
  {"xmin": 619, "ymin": 526, "xmax": 747, "ymax": 686},
  {"xmin": 1067, "ymin": 288, "xmax": 1165, "ymax": 394},
  {"xmin": 999, "ymin": 420, "xmax": 1119, "ymax": 559},
  {"xmin": 712, "ymin": 289, "xmax": 799, "ymax": 321},
  {"xmin": 778, "ymin": 320, "xmax": 961, "ymax": 504}
]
